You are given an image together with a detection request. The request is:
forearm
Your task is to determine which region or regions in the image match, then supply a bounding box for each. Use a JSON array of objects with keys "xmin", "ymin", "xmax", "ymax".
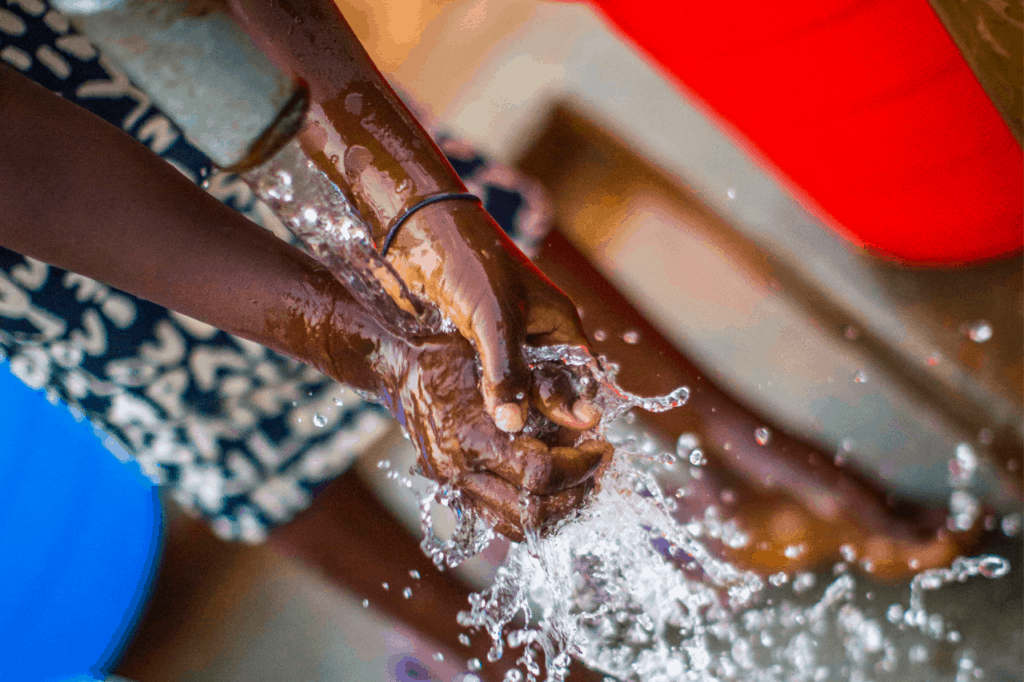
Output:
[
  {"xmin": 226, "ymin": 0, "xmax": 466, "ymax": 244},
  {"xmin": 0, "ymin": 64, "xmax": 383, "ymax": 390}
]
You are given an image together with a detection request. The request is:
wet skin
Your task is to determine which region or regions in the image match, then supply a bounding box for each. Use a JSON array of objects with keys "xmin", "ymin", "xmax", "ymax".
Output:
[
  {"xmin": 226, "ymin": 0, "xmax": 600, "ymax": 433},
  {"xmin": 289, "ymin": 270, "xmax": 612, "ymax": 541},
  {"xmin": 0, "ymin": 64, "xmax": 606, "ymax": 539}
]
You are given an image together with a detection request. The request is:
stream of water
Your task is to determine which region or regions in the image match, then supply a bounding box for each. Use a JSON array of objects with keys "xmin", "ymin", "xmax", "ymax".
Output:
[{"xmin": 243, "ymin": 142, "xmax": 1017, "ymax": 682}]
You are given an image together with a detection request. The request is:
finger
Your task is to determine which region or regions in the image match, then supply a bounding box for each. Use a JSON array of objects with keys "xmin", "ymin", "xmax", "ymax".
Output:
[
  {"xmin": 531, "ymin": 365, "xmax": 601, "ymax": 430},
  {"xmin": 486, "ymin": 437, "xmax": 609, "ymax": 495},
  {"xmin": 458, "ymin": 472, "xmax": 592, "ymax": 541},
  {"xmin": 468, "ymin": 302, "xmax": 530, "ymax": 433},
  {"xmin": 539, "ymin": 443, "xmax": 609, "ymax": 493},
  {"xmin": 524, "ymin": 292, "xmax": 590, "ymax": 348}
]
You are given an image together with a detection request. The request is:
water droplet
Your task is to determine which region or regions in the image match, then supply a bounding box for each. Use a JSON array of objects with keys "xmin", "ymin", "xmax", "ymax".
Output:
[
  {"xmin": 839, "ymin": 544, "xmax": 857, "ymax": 562},
  {"xmin": 689, "ymin": 449, "xmax": 706, "ymax": 466},
  {"xmin": 458, "ymin": 633, "xmax": 471, "ymax": 646},
  {"xmin": 908, "ymin": 557, "xmax": 921, "ymax": 570},
  {"xmin": 302, "ymin": 207, "xmax": 318, "ymax": 224},
  {"xmin": 382, "ymin": 582, "xmax": 389, "ymax": 591},
  {"xmin": 433, "ymin": 652, "xmax": 445, "ymax": 662},
  {"xmin": 784, "ymin": 543, "xmax": 805, "ymax": 559},
  {"xmin": 259, "ymin": 169, "xmax": 294, "ymax": 203},
  {"xmin": 593, "ymin": 329, "xmax": 607, "ymax": 342},
  {"xmin": 949, "ymin": 442, "xmax": 977, "ymax": 486},
  {"xmin": 860, "ymin": 558, "xmax": 875, "ymax": 573},
  {"xmin": 402, "ymin": 587, "xmax": 413, "ymax": 599},
  {"xmin": 977, "ymin": 555, "xmax": 1010, "ymax": 579},
  {"xmin": 362, "ymin": 599, "xmax": 369, "ymax": 608},
  {"xmin": 329, "ymin": 154, "xmax": 340, "ymax": 165},
  {"xmin": 675, "ymin": 432, "xmax": 699, "ymax": 458},
  {"xmin": 312, "ymin": 413, "xmax": 327, "ymax": 427},
  {"xmin": 908, "ymin": 643, "xmax": 929, "ymax": 664},
  {"xmin": 965, "ymin": 320, "xmax": 992, "ymax": 343},
  {"xmin": 843, "ymin": 325, "xmax": 859, "ymax": 340},
  {"xmin": 853, "ymin": 370, "xmax": 868, "ymax": 384},
  {"xmin": 467, "ymin": 658, "xmax": 482, "ymax": 671},
  {"xmin": 886, "ymin": 604, "xmax": 904, "ymax": 623},
  {"xmin": 515, "ymin": 392, "xmax": 525, "ymax": 401},
  {"xmin": 377, "ymin": 459, "xmax": 391, "ymax": 469},
  {"xmin": 754, "ymin": 427, "xmax": 772, "ymax": 446},
  {"xmin": 622, "ymin": 330, "xmax": 640, "ymax": 344},
  {"xmin": 409, "ymin": 569, "xmax": 421, "ymax": 580},
  {"xmin": 792, "ymin": 572, "xmax": 816, "ymax": 593},
  {"xmin": 1001, "ymin": 512, "xmax": 1021, "ymax": 536},
  {"xmin": 726, "ymin": 188, "xmax": 736, "ymax": 200},
  {"xmin": 769, "ymin": 572, "xmax": 789, "ymax": 586}
]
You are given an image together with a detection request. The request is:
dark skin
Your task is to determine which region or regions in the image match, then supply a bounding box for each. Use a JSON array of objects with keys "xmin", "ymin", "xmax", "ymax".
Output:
[
  {"xmin": 0, "ymin": 64, "xmax": 607, "ymax": 538},
  {"xmin": 225, "ymin": 0, "xmax": 599, "ymax": 433}
]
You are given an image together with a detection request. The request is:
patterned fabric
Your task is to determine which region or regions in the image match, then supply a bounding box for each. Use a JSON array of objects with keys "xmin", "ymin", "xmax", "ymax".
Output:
[{"xmin": 0, "ymin": 0, "xmax": 552, "ymax": 542}]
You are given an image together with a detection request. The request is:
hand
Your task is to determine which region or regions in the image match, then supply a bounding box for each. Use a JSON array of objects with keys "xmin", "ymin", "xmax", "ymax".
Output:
[
  {"xmin": 366, "ymin": 329, "xmax": 612, "ymax": 540},
  {"xmin": 225, "ymin": 0, "xmax": 600, "ymax": 433},
  {"xmin": 386, "ymin": 199, "xmax": 601, "ymax": 434}
]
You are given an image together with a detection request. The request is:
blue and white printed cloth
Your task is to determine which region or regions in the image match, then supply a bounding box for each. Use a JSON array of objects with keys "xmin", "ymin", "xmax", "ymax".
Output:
[{"xmin": 0, "ymin": 0, "xmax": 552, "ymax": 542}]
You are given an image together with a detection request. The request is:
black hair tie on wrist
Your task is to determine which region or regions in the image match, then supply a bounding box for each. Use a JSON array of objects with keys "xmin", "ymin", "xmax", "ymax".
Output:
[{"xmin": 379, "ymin": 192, "xmax": 482, "ymax": 257}]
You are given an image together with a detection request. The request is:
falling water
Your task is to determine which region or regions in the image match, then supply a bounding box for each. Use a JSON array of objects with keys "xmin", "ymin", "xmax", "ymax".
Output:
[
  {"xmin": 414, "ymin": 349, "xmax": 1014, "ymax": 682},
  {"xmin": 243, "ymin": 140, "xmax": 453, "ymax": 339},
  {"xmin": 241, "ymin": 140, "xmax": 1016, "ymax": 682}
]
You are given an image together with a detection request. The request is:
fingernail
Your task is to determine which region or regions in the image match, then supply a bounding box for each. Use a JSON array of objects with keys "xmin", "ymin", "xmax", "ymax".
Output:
[
  {"xmin": 544, "ymin": 402, "xmax": 574, "ymax": 426},
  {"xmin": 495, "ymin": 402, "xmax": 525, "ymax": 433},
  {"xmin": 572, "ymin": 400, "xmax": 600, "ymax": 428}
]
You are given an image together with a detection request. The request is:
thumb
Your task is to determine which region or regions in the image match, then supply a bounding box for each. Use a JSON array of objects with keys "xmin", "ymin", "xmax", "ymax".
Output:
[{"xmin": 467, "ymin": 300, "xmax": 530, "ymax": 433}]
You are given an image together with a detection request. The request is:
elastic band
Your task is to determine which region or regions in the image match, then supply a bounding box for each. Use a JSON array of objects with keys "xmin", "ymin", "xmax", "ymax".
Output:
[{"xmin": 379, "ymin": 193, "xmax": 482, "ymax": 256}]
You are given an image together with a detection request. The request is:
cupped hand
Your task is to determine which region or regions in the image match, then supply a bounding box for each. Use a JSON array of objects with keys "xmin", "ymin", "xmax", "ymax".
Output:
[
  {"xmin": 384, "ymin": 199, "xmax": 600, "ymax": 434},
  {"xmin": 370, "ymin": 329, "xmax": 612, "ymax": 541}
]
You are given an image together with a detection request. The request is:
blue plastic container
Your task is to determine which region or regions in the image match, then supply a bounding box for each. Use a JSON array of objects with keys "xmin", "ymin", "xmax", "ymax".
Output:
[{"xmin": 0, "ymin": 361, "xmax": 162, "ymax": 680}]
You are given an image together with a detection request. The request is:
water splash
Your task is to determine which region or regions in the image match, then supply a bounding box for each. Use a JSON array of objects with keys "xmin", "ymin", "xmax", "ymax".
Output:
[
  {"xmin": 245, "ymin": 138, "xmax": 1014, "ymax": 681},
  {"xmin": 898, "ymin": 555, "xmax": 1010, "ymax": 642},
  {"xmin": 947, "ymin": 442, "xmax": 981, "ymax": 533},
  {"xmin": 387, "ymin": 343, "xmax": 1015, "ymax": 682},
  {"xmin": 243, "ymin": 140, "xmax": 452, "ymax": 338}
]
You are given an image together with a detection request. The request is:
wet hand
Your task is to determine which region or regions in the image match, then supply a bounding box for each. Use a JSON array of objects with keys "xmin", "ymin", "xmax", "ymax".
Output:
[
  {"xmin": 385, "ymin": 199, "xmax": 600, "ymax": 434},
  {"xmin": 373, "ymin": 331, "xmax": 612, "ymax": 540}
]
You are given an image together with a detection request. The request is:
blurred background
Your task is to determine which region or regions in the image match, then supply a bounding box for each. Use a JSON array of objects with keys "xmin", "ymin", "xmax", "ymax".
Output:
[{"xmin": 5, "ymin": 0, "xmax": 1019, "ymax": 679}]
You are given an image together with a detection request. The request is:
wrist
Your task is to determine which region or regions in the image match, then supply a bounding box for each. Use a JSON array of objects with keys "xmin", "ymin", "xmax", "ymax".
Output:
[{"xmin": 269, "ymin": 266, "xmax": 397, "ymax": 394}]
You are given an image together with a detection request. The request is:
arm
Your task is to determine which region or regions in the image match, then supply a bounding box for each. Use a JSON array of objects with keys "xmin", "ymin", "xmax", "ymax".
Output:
[
  {"xmin": 225, "ymin": 0, "xmax": 598, "ymax": 433},
  {"xmin": 0, "ymin": 63, "xmax": 605, "ymax": 537},
  {"xmin": 0, "ymin": 64, "xmax": 378, "ymax": 390}
]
